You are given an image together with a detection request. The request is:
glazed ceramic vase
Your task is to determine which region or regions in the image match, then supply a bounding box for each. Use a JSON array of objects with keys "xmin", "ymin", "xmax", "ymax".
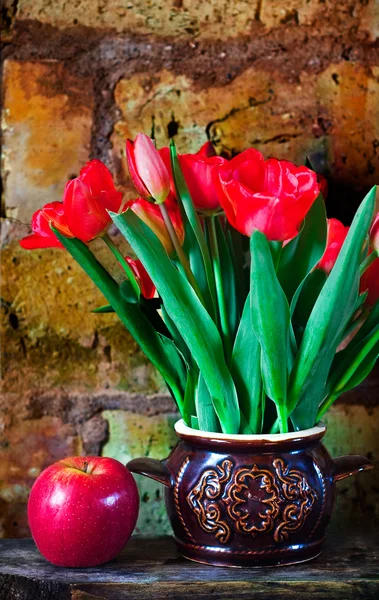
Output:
[{"xmin": 127, "ymin": 420, "xmax": 373, "ymax": 567}]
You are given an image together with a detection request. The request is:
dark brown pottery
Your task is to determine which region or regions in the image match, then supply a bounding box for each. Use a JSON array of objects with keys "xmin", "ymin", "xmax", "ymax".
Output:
[{"xmin": 127, "ymin": 420, "xmax": 373, "ymax": 567}]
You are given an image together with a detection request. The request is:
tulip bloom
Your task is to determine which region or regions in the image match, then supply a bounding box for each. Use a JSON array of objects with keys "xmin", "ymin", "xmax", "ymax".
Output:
[
  {"xmin": 369, "ymin": 212, "xmax": 379, "ymax": 253},
  {"xmin": 64, "ymin": 160, "xmax": 123, "ymax": 242},
  {"xmin": 125, "ymin": 196, "xmax": 184, "ymax": 255},
  {"xmin": 159, "ymin": 142, "xmax": 226, "ymax": 214},
  {"xmin": 317, "ymin": 218, "xmax": 349, "ymax": 274},
  {"xmin": 20, "ymin": 202, "xmax": 73, "ymax": 250},
  {"xmin": 317, "ymin": 174, "xmax": 329, "ymax": 200},
  {"xmin": 214, "ymin": 149, "xmax": 320, "ymax": 241},
  {"xmin": 360, "ymin": 256, "xmax": 379, "ymax": 307},
  {"xmin": 126, "ymin": 134, "xmax": 170, "ymax": 204},
  {"xmin": 125, "ymin": 257, "xmax": 156, "ymax": 299}
]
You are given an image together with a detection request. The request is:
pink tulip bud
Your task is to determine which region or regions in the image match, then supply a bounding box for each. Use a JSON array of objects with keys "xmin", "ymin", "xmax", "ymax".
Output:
[
  {"xmin": 126, "ymin": 134, "xmax": 170, "ymax": 204},
  {"xmin": 370, "ymin": 212, "xmax": 379, "ymax": 253}
]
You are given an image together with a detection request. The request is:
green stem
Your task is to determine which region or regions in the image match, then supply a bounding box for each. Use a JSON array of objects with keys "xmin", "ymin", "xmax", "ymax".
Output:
[
  {"xmin": 169, "ymin": 140, "xmax": 218, "ymax": 317},
  {"xmin": 360, "ymin": 251, "xmax": 377, "ymax": 276},
  {"xmin": 316, "ymin": 393, "xmax": 338, "ymax": 422},
  {"xmin": 102, "ymin": 233, "xmax": 140, "ymax": 299},
  {"xmin": 276, "ymin": 404, "xmax": 288, "ymax": 434},
  {"xmin": 270, "ymin": 241, "xmax": 283, "ymax": 271},
  {"xmin": 159, "ymin": 203, "xmax": 205, "ymax": 303},
  {"xmin": 207, "ymin": 217, "xmax": 232, "ymax": 360},
  {"xmin": 268, "ymin": 418, "xmax": 280, "ymax": 434}
]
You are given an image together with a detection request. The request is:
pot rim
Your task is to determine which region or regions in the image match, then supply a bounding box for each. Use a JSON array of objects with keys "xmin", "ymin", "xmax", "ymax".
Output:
[{"xmin": 174, "ymin": 418, "xmax": 326, "ymax": 444}]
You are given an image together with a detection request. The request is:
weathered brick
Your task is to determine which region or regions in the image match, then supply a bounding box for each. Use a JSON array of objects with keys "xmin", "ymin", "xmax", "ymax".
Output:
[
  {"xmin": 112, "ymin": 62, "xmax": 379, "ymax": 211},
  {"xmin": 360, "ymin": 0, "xmax": 379, "ymax": 41},
  {"xmin": 0, "ymin": 416, "xmax": 80, "ymax": 537},
  {"xmin": 259, "ymin": 0, "xmax": 320, "ymax": 27},
  {"xmin": 15, "ymin": 0, "xmax": 378, "ymax": 37},
  {"xmin": 2, "ymin": 60, "xmax": 93, "ymax": 222},
  {"xmin": 16, "ymin": 0, "xmax": 260, "ymax": 38},
  {"xmin": 324, "ymin": 404, "xmax": 379, "ymax": 526},
  {"xmin": 260, "ymin": 0, "xmax": 378, "ymax": 33},
  {"xmin": 102, "ymin": 410, "xmax": 178, "ymax": 536},
  {"xmin": 1, "ymin": 235, "xmax": 163, "ymax": 396}
]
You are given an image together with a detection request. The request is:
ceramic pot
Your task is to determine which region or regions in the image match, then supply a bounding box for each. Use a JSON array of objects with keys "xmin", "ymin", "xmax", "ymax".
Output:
[{"xmin": 127, "ymin": 419, "xmax": 373, "ymax": 567}]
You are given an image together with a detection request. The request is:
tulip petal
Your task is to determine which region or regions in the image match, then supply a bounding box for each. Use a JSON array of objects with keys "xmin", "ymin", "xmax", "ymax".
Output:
[
  {"xmin": 64, "ymin": 179, "xmax": 110, "ymax": 242},
  {"xmin": 20, "ymin": 233, "xmax": 64, "ymax": 249},
  {"xmin": 179, "ymin": 154, "xmax": 226, "ymax": 212},
  {"xmin": 215, "ymin": 150, "xmax": 320, "ymax": 241},
  {"xmin": 317, "ymin": 218, "xmax": 349, "ymax": 274},
  {"xmin": 79, "ymin": 159, "xmax": 119, "ymax": 197},
  {"xmin": 126, "ymin": 139, "xmax": 151, "ymax": 199},
  {"xmin": 126, "ymin": 197, "xmax": 184, "ymax": 254},
  {"xmin": 125, "ymin": 257, "xmax": 156, "ymax": 299},
  {"xmin": 133, "ymin": 134, "xmax": 170, "ymax": 204}
]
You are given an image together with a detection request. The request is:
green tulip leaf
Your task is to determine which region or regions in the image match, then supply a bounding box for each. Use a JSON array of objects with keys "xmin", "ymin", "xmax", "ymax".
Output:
[
  {"xmin": 250, "ymin": 231, "xmax": 290, "ymax": 432},
  {"xmin": 182, "ymin": 367, "xmax": 197, "ymax": 427},
  {"xmin": 231, "ymin": 292, "xmax": 262, "ymax": 433},
  {"xmin": 289, "ymin": 186, "xmax": 376, "ymax": 429},
  {"xmin": 195, "ymin": 372, "xmax": 221, "ymax": 433},
  {"xmin": 278, "ymin": 193, "xmax": 327, "ymax": 302},
  {"xmin": 111, "ymin": 209, "xmax": 241, "ymax": 434},
  {"xmin": 170, "ymin": 140, "xmax": 217, "ymax": 319},
  {"xmin": 120, "ymin": 279, "xmax": 140, "ymax": 304},
  {"xmin": 291, "ymin": 269, "xmax": 327, "ymax": 345},
  {"xmin": 190, "ymin": 415, "xmax": 200, "ymax": 430},
  {"xmin": 214, "ymin": 217, "xmax": 239, "ymax": 342},
  {"xmin": 92, "ymin": 304, "xmax": 115, "ymax": 313},
  {"xmin": 52, "ymin": 227, "xmax": 186, "ymax": 414}
]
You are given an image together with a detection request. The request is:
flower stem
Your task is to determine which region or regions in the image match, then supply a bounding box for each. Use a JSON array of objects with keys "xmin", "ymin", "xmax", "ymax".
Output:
[
  {"xmin": 103, "ymin": 233, "xmax": 140, "ymax": 298},
  {"xmin": 268, "ymin": 418, "xmax": 280, "ymax": 434},
  {"xmin": 207, "ymin": 217, "xmax": 232, "ymax": 359},
  {"xmin": 360, "ymin": 251, "xmax": 378, "ymax": 276},
  {"xmin": 159, "ymin": 203, "xmax": 204, "ymax": 302},
  {"xmin": 316, "ymin": 393, "xmax": 338, "ymax": 423},
  {"xmin": 276, "ymin": 404, "xmax": 288, "ymax": 434}
]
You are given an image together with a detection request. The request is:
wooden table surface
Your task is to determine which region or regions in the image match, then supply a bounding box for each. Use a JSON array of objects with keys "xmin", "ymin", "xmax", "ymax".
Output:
[{"xmin": 0, "ymin": 532, "xmax": 378, "ymax": 600}]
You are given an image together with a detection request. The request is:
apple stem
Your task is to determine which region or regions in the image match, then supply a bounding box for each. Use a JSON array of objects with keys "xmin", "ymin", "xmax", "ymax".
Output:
[{"xmin": 83, "ymin": 461, "xmax": 89, "ymax": 473}]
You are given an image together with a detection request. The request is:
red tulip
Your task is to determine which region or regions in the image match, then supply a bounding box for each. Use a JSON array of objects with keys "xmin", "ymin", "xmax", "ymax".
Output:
[
  {"xmin": 20, "ymin": 202, "xmax": 72, "ymax": 250},
  {"xmin": 125, "ymin": 257, "xmax": 156, "ymax": 299},
  {"xmin": 317, "ymin": 173, "xmax": 329, "ymax": 200},
  {"xmin": 214, "ymin": 149, "xmax": 320, "ymax": 241},
  {"xmin": 360, "ymin": 255, "xmax": 379, "ymax": 306},
  {"xmin": 369, "ymin": 212, "xmax": 379, "ymax": 253},
  {"xmin": 159, "ymin": 143, "xmax": 226, "ymax": 214},
  {"xmin": 196, "ymin": 141, "xmax": 218, "ymax": 158},
  {"xmin": 317, "ymin": 218, "xmax": 349, "ymax": 274},
  {"xmin": 126, "ymin": 134, "xmax": 170, "ymax": 204},
  {"xmin": 125, "ymin": 195, "xmax": 184, "ymax": 255},
  {"xmin": 64, "ymin": 160, "xmax": 123, "ymax": 242}
]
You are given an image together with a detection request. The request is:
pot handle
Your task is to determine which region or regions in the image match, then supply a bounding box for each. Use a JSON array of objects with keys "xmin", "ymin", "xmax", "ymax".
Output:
[
  {"xmin": 127, "ymin": 457, "xmax": 172, "ymax": 487},
  {"xmin": 333, "ymin": 455, "xmax": 374, "ymax": 482}
]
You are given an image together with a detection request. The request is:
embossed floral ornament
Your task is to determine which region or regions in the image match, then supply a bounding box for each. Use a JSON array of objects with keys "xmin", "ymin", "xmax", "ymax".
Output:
[
  {"xmin": 214, "ymin": 149, "xmax": 320, "ymax": 240},
  {"xmin": 187, "ymin": 458, "xmax": 317, "ymax": 545}
]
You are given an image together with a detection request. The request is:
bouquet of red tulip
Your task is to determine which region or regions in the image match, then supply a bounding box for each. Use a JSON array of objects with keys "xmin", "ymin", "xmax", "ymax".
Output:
[{"xmin": 21, "ymin": 135, "xmax": 379, "ymax": 435}]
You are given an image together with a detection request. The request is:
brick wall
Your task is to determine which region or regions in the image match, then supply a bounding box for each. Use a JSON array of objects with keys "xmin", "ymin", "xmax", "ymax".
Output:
[{"xmin": 1, "ymin": 0, "xmax": 379, "ymax": 537}]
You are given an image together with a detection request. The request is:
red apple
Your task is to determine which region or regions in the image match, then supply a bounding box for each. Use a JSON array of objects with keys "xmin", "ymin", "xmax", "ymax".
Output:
[{"xmin": 28, "ymin": 456, "xmax": 139, "ymax": 567}]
